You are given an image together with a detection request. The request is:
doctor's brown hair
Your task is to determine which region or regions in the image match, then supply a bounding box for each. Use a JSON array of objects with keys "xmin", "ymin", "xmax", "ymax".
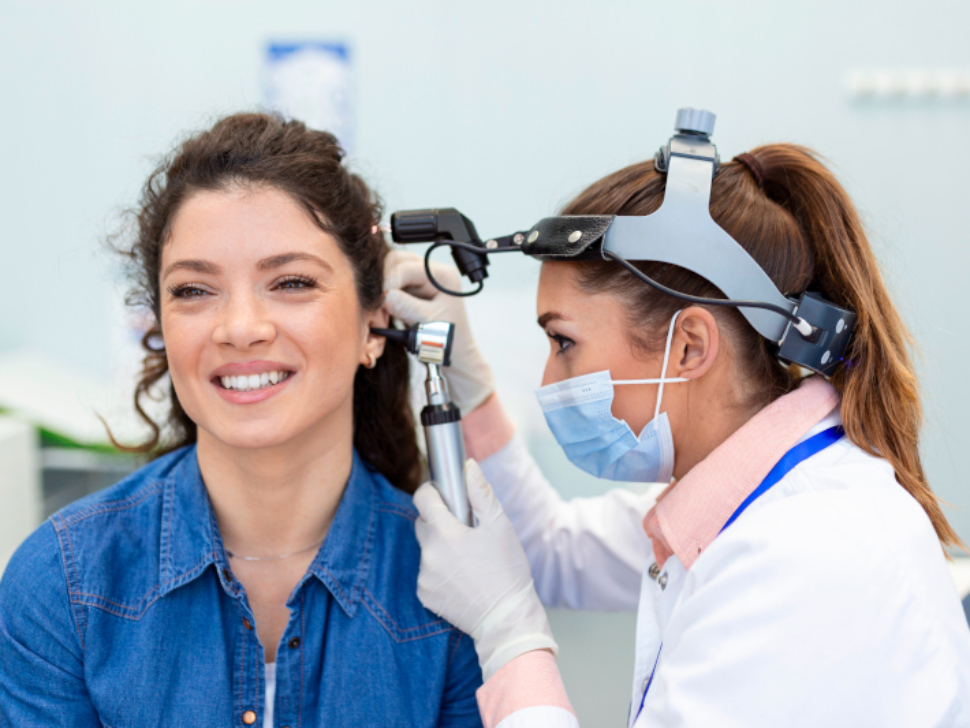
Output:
[
  {"xmin": 112, "ymin": 113, "xmax": 422, "ymax": 493},
  {"xmin": 564, "ymin": 144, "xmax": 962, "ymax": 551}
]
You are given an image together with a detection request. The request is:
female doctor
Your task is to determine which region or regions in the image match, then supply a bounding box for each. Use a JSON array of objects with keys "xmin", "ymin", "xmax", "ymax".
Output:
[{"xmin": 383, "ymin": 143, "xmax": 970, "ymax": 727}]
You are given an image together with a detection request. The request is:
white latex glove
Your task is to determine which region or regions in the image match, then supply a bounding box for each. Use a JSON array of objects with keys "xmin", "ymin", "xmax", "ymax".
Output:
[
  {"xmin": 383, "ymin": 249, "xmax": 495, "ymax": 413},
  {"xmin": 414, "ymin": 459, "xmax": 558, "ymax": 681}
]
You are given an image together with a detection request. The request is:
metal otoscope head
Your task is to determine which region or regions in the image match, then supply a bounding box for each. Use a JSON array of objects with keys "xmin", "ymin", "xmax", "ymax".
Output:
[{"xmin": 370, "ymin": 321, "xmax": 455, "ymax": 367}]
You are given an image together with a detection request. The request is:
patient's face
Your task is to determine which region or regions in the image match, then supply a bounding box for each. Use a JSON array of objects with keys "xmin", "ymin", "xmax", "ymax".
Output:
[{"xmin": 159, "ymin": 185, "xmax": 379, "ymax": 452}]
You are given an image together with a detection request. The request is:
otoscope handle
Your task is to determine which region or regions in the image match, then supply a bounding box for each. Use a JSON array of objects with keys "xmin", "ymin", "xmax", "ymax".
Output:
[
  {"xmin": 422, "ymin": 406, "xmax": 473, "ymax": 527},
  {"xmin": 421, "ymin": 363, "xmax": 473, "ymax": 527}
]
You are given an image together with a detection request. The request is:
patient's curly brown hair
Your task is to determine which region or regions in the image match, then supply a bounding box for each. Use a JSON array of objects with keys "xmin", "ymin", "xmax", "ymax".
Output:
[{"xmin": 113, "ymin": 112, "xmax": 421, "ymax": 493}]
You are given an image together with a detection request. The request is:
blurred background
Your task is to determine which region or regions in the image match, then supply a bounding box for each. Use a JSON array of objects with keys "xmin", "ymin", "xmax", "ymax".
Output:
[{"xmin": 2, "ymin": 0, "xmax": 969, "ymax": 723}]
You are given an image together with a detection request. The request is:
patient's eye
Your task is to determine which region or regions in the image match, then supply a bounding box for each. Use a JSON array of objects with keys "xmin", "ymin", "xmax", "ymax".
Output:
[
  {"xmin": 168, "ymin": 284, "xmax": 209, "ymax": 299},
  {"xmin": 274, "ymin": 275, "xmax": 318, "ymax": 291}
]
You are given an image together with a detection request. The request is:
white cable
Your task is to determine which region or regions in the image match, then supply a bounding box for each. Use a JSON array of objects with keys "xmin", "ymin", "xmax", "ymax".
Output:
[{"xmin": 792, "ymin": 317, "xmax": 814, "ymax": 338}]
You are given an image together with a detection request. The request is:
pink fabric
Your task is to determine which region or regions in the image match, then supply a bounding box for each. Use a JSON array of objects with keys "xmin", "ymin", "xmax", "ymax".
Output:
[
  {"xmin": 476, "ymin": 651, "xmax": 575, "ymax": 728},
  {"xmin": 644, "ymin": 377, "xmax": 840, "ymax": 570},
  {"xmin": 463, "ymin": 394, "xmax": 516, "ymax": 462}
]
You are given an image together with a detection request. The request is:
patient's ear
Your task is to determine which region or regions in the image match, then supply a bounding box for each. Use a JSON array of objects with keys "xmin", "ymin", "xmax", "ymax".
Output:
[{"xmin": 360, "ymin": 306, "xmax": 389, "ymax": 366}]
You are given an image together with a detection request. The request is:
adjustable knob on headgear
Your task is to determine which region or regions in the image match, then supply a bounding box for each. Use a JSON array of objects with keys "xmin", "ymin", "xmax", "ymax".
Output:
[{"xmin": 674, "ymin": 108, "xmax": 716, "ymax": 138}]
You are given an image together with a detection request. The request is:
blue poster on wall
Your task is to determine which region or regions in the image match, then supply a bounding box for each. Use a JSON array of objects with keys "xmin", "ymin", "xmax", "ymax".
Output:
[{"xmin": 263, "ymin": 42, "xmax": 354, "ymax": 153}]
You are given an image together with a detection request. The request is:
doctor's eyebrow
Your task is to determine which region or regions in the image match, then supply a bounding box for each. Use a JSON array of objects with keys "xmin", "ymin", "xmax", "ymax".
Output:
[{"xmin": 537, "ymin": 312, "xmax": 567, "ymax": 328}]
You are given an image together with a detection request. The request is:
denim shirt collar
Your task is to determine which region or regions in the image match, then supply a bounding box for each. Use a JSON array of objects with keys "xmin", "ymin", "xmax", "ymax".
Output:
[{"xmin": 157, "ymin": 445, "xmax": 377, "ymax": 618}]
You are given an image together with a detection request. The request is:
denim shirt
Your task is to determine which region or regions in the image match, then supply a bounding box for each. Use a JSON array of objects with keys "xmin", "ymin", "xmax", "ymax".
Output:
[{"xmin": 0, "ymin": 445, "xmax": 483, "ymax": 727}]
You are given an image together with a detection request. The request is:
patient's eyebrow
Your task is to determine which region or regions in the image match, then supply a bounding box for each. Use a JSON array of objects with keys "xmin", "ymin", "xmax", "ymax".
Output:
[
  {"xmin": 162, "ymin": 259, "xmax": 221, "ymax": 280},
  {"xmin": 257, "ymin": 252, "xmax": 334, "ymax": 273},
  {"xmin": 537, "ymin": 312, "xmax": 567, "ymax": 328}
]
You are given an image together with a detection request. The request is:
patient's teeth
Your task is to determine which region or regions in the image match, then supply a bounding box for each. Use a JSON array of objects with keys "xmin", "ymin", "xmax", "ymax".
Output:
[{"xmin": 219, "ymin": 371, "xmax": 293, "ymax": 391}]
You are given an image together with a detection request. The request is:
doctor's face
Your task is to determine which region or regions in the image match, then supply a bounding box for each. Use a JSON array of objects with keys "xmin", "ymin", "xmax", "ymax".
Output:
[
  {"xmin": 159, "ymin": 185, "xmax": 385, "ymax": 453},
  {"xmin": 536, "ymin": 261, "xmax": 667, "ymax": 437}
]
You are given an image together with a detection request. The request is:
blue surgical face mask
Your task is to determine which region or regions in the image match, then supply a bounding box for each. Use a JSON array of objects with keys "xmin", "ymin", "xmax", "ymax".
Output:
[{"xmin": 535, "ymin": 311, "xmax": 687, "ymax": 483}]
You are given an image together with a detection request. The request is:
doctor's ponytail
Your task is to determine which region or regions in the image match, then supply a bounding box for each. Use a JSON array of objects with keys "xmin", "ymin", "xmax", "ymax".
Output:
[
  {"xmin": 565, "ymin": 144, "xmax": 961, "ymax": 551},
  {"xmin": 751, "ymin": 145, "xmax": 961, "ymax": 551}
]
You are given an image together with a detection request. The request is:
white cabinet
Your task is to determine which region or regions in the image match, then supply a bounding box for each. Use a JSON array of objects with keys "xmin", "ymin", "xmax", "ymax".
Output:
[{"xmin": 0, "ymin": 418, "xmax": 40, "ymax": 577}]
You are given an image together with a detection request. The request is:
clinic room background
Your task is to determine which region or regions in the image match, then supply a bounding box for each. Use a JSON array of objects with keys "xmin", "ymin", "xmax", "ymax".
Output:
[{"xmin": 2, "ymin": 0, "xmax": 969, "ymax": 723}]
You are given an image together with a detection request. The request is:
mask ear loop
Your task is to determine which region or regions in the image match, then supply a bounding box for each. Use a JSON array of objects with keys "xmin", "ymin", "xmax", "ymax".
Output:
[{"xmin": 654, "ymin": 310, "xmax": 684, "ymax": 421}]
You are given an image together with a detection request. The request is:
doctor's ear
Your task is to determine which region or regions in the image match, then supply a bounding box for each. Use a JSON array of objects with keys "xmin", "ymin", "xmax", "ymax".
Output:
[
  {"xmin": 361, "ymin": 307, "xmax": 389, "ymax": 368},
  {"xmin": 671, "ymin": 307, "xmax": 720, "ymax": 379}
]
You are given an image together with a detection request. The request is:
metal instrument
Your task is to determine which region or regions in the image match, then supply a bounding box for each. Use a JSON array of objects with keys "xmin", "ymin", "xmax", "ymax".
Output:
[{"xmin": 371, "ymin": 321, "xmax": 473, "ymax": 526}]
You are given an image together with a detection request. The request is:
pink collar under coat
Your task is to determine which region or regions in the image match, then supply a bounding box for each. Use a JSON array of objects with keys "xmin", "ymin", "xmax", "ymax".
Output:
[{"xmin": 643, "ymin": 376, "xmax": 841, "ymax": 570}]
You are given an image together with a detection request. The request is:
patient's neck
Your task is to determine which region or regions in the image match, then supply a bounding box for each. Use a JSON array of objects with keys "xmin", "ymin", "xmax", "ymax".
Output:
[{"xmin": 198, "ymin": 403, "xmax": 354, "ymax": 560}]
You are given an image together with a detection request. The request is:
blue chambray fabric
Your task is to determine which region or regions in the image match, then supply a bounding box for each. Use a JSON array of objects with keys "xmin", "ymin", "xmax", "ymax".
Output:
[{"xmin": 0, "ymin": 446, "xmax": 483, "ymax": 727}]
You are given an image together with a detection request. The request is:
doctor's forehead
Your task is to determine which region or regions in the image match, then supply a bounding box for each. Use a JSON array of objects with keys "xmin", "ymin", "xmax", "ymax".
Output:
[
  {"xmin": 536, "ymin": 261, "xmax": 634, "ymax": 333},
  {"xmin": 536, "ymin": 262, "xmax": 585, "ymax": 320}
]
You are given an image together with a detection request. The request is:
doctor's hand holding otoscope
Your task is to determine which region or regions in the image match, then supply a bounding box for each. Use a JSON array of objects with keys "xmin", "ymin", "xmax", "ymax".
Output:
[
  {"xmin": 379, "ymin": 252, "xmax": 561, "ymax": 682},
  {"xmin": 379, "ymin": 110, "xmax": 970, "ymax": 728}
]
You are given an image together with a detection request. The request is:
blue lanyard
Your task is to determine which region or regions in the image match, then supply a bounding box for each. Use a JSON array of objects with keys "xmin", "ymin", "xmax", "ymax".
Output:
[{"xmin": 633, "ymin": 425, "xmax": 845, "ymax": 724}]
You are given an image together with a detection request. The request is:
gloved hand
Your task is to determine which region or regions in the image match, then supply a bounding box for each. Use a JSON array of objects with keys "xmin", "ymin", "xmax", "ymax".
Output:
[
  {"xmin": 383, "ymin": 250, "xmax": 495, "ymax": 413},
  {"xmin": 413, "ymin": 459, "xmax": 558, "ymax": 681}
]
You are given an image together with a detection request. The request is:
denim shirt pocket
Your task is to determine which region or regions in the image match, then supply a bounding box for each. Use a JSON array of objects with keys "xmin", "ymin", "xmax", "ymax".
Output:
[
  {"xmin": 359, "ymin": 501, "xmax": 455, "ymax": 644},
  {"xmin": 53, "ymin": 482, "xmax": 169, "ymax": 630},
  {"xmin": 360, "ymin": 587, "xmax": 453, "ymax": 642}
]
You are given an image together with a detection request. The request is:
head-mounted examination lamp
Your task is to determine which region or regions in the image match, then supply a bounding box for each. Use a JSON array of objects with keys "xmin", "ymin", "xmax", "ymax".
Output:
[{"xmin": 389, "ymin": 108, "xmax": 856, "ymax": 377}]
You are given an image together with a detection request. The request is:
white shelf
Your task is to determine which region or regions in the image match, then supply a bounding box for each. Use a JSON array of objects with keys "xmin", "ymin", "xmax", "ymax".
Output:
[{"xmin": 846, "ymin": 70, "xmax": 970, "ymax": 100}]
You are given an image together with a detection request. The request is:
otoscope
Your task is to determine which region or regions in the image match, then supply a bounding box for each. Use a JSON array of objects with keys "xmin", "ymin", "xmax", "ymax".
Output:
[{"xmin": 371, "ymin": 321, "xmax": 474, "ymax": 526}]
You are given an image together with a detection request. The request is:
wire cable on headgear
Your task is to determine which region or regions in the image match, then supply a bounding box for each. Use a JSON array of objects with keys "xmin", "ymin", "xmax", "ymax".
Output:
[{"xmin": 387, "ymin": 108, "xmax": 855, "ymax": 376}]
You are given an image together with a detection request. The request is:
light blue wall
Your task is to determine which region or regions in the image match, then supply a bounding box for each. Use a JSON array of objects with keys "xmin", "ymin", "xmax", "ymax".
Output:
[
  {"xmin": 5, "ymin": 0, "xmax": 967, "ymax": 535},
  {"xmin": 2, "ymin": 0, "xmax": 969, "ymax": 722}
]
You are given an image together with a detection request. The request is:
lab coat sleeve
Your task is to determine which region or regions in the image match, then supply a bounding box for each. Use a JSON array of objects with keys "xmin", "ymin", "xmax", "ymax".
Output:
[
  {"xmin": 0, "ymin": 521, "xmax": 102, "ymax": 727},
  {"xmin": 478, "ymin": 435, "xmax": 659, "ymax": 611},
  {"xmin": 640, "ymin": 487, "xmax": 970, "ymax": 728}
]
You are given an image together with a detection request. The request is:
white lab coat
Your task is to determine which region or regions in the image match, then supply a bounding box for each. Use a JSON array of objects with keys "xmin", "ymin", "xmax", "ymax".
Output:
[{"xmin": 479, "ymin": 412, "xmax": 970, "ymax": 727}]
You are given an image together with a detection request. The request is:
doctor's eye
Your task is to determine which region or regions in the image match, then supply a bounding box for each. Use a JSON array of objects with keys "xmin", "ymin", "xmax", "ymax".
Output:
[{"xmin": 547, "ymin": 332, "xmax": 575, "ymax": 354}]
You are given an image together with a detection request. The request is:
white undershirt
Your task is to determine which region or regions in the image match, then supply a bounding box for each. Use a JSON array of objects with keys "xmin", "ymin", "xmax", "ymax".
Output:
[{"xmin": 264, "ymin": 662, "xmax": 276, "ymax": 728}]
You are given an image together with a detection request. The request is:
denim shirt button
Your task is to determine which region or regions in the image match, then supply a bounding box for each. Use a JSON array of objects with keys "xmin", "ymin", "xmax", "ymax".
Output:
[
  {"xmin": 288, "ymin": 637, "xmax": 301, "ymax": 649},
  {"xmin": 242, "ymin": 709, "xmax": 256, "ymax": 724},
  {"xmin": 242, "ymin": 618, "xmax": 252, "ymax": 631},
  {"xmin": 222, "ymin": 568, "xmax": 232, "ymax": 583}
]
